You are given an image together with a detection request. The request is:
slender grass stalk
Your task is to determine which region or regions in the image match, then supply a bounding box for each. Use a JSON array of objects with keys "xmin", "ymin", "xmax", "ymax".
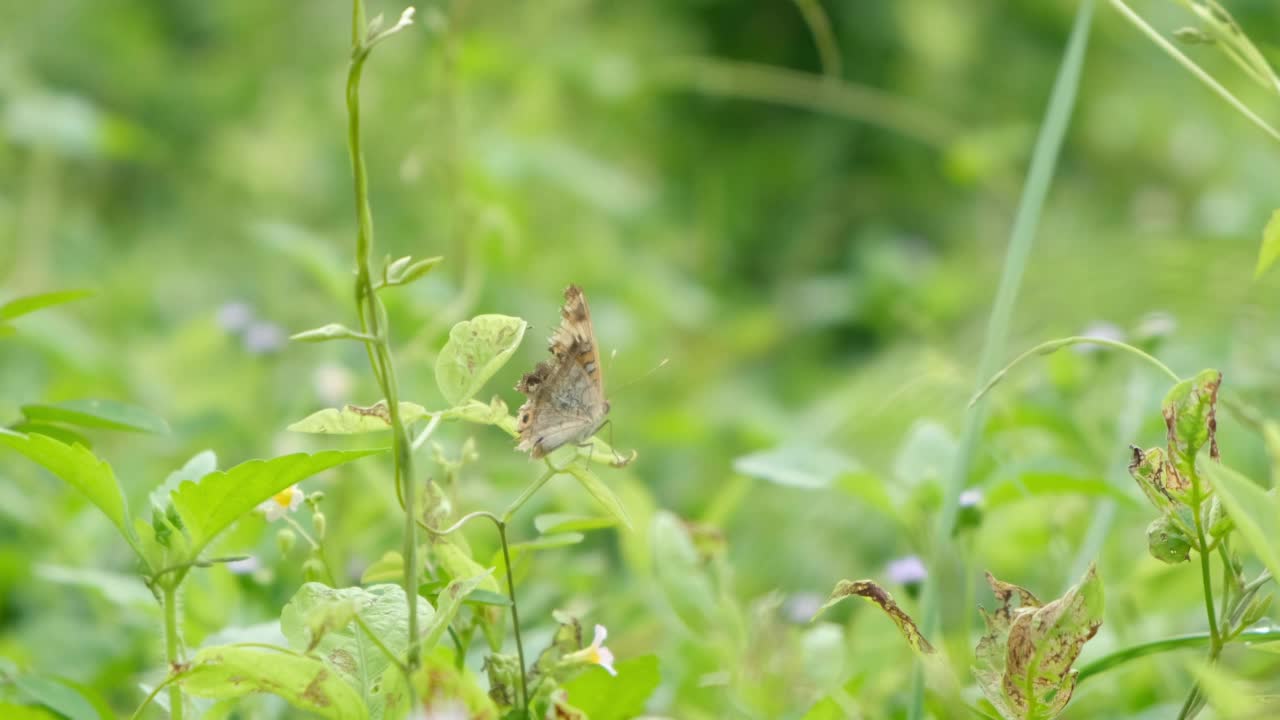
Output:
[
  {"xmin": 347, "ymin": 0, "xmax": 421, "ymax": 688},
  {"xmin": 1107, "ymin": 0, "xmax": 1280, "ymax": 144},
  {"xmin": 909, "ymin": 2, "xmax": 1095, "ymax": 717},
  {"xmin": 162, "ymin": 584, "xmax": 184, "ymax": 720},
  {"xmin": 792, "ymin": 0, "xmax": 843, "ymax": 79},
  {"xmin": 1076, "ymin": 627, "xmax": 1280, "ymax": 683},
  {"xmin": 969, "ymin": 336, "xmax": 1179, "ymax": 407}
]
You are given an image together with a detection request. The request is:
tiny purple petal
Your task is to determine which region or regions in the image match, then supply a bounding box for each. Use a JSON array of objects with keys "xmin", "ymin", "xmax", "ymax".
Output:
[
  {"xmin": 217, "ymin": 301, "xmax": 254, "ymax": 333},
  {"xmin": 244, "ymin": 321, "xmax": 286, "ymax": 354},
  {"xmin": 783, "ymin": 593, "xmax": 824, "ymax": 624},
  {"xmin": 1074, "ymin": 322, "xmax": 1125, "ymax": 354},
  {"xmin": 886, "ymin": 555, "xmax": 928, "ymax": 585}
]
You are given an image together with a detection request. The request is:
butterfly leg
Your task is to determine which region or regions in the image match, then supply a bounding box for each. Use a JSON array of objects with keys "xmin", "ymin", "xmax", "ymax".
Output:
[{"xmin": 580, "ymin": 420, "xmax": 636, "ymax": 468}]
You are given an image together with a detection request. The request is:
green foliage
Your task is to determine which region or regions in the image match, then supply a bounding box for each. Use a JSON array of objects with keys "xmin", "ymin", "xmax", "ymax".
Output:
[
  {"xmin": 974, "ymin": 566, "xmax": 1104, "ymax": 720},
  {"xmin": 19, "ymin": 399, "xmax": 169, "ymax": 434},
  {"xmin": 178, "ymin": 646, "xmax": 367, "ymax": 719},
  {"xmin": 1204, "ymin": 463, "xmax": 1280, "ymax": 584},
  {"xmin": 558, "ymin": 655, "xmax": 660, "ymax": 720},
  {"xmin": 434, "ymin": 315, "xmax": 528, "ymax": 406},
  {"xmin": 281, "ymin": 583, "xmax": 433, "ymax": 718}
]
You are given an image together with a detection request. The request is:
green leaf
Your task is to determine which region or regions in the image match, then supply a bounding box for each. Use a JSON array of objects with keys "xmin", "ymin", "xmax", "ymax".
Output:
[
  {"xmin": 0, "ymin": 430, "xmax": 140, "ymax": 557},
  {"xmin": 382, "ymin": 255, "xmax": 443, "ymax": 287},
  {"xmin": 0, "ymin": 289, "xmax": 93, "ymax": 322},
  {"xmin": 11, "ymin": 674, "xmax": 105, "ymax": 720},
  {"xmin": 559, "ymin": 655, "xmax": 660, "ymax": 720},
  {"xmin": 566, "ymin": 464, "xmax": 632, "ymax": 529},
  {"xmin": 359, "ymin": 551, "xmax": 404, "ymax": 584},
  {"xmin": 651, "ymin": 511, "xmax": 717, "ymax": 630},
  {"xmin": 288, "ymin": 402, "xmax": 430, "ymax": 434},
  {"xmin": 463, "ymin": 589, "xmax": 512, "ymax": 607},
  {"xmin": 21, "ymin": 399, "xmax": 169, "ymax": 434},
  {"xmin": 1256, "ymin": 209, "xmax": 1280, "ymax": 278},
  {"xmin": 986, "ymin": 471, "xmax": 1140, "ymax": 508},
  {"xmin": 421, "ymin": 572, "xmax": 490, "ymax": 651},
  {"xmin": 434, "ymin": 315, "xmax": 527, "ymax": 406},
  {"xmin": 151, "ymin": 450, "xmax": 218, "ymax": 512},
  {"xmin": 171, "ymin": 449, "xmax": 381, "ymax": 558},
  {"xmin": 8, "ymin": 421, "xmax": 92, "ymax": 448},
  {"xmin": 1204, "ymin": 463, "xmax": 1280, "ymax": 583},
  {"xmin": 289, "ymin": 323, "xmax": 374, "ymax": 343},
  {"xmin": 733, "ymin": 444, "xmax": 858, "ymax": 489},
  {"xmin": 534, "ymin": 513, "xmax": 617, "ymax": 534},
  {"xmin": 280, "ymin": 583, "xmax": 432, "ymax": 719},
  {"xmin": 33, "ymin": 564, "xmax": 154, "ymax": 608},
  {"xmin": 1161, "ymin": 368, "xmax": 1221, "ymax": 494},
  {"xmin": 180, "ymin": 645, "xmax": 367, "ymax": 720},
  {"xmin": 812, "ymin": 579, "xmax": 934, "ymax": 655}
]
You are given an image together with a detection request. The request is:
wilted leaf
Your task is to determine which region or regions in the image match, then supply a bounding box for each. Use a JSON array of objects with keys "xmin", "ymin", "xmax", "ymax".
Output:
[
  {"xmin": 288, "ymin": 402, "xmax": 430, "ymax": 434},
  {"xmin": 171, "ymin": 450, "xmax": 381, "ymax": 558},
  {"xmin": 434, "ymin": 315, "xmax": 527, "ymax": 406},
  {"xmin": 974, "ymin": 565, "xmax": 1103, "ymax": 720},
  {"xmin": 0, "ymin": 430, "xmax": 141, "ymax": 558},
  {"xmin": 1162, "ymin": 369, "xmax": 1221, "ymax": 493},
  {"xmin": 812, "ymin": 579, "xmax": 934, "ymax": 655},
  {"xmin": 180, "ymin": 645, "xmax": 366, "ymax": 720},
  {"xmin": 280, "ymin": 583, "xmax": 432, "ymax": 719}
]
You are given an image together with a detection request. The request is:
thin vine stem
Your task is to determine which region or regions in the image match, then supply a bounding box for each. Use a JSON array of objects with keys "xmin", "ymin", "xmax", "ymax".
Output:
[
  {"xmin": 347, "ymin": 0, "xmax": 421, "ymax": 690},
  {"xmin": 162, "ymin": 584, "xmax": 184, "ymax": 720}
]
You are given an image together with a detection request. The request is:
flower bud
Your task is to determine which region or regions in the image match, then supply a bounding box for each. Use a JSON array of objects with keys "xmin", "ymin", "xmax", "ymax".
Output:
[
  {"xmin": 1241, "ymin": 592, "xmax": 1274, "ymax": 628},
  {"xmin": 312, "ymin": 512, "xmax": 327, "ymax": 540},
  {"xmin": 1206, "ymin": 496, "xmax": 1232, "ymax": 538},
  {"xmin": 277, "ymin": 528, "xmax": 297, "ymax": 556},
  {"xmin": 1147, "ymin": 515, "xmax": 1191, "ymax": 564},
  {"xmin": 302, "ymin": 557, "xmax": 326, "ymax": 582}
]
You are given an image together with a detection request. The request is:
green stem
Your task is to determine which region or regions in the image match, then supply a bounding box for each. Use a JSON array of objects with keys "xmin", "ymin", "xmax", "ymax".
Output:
[
  {"xmin": 502, "ymin": 467, "xmax": 558, "ymax": 524},
  {"xmin": 347, "ymin": 0, "xmax": 420, "ymax": 685},
  {"xmin": 1106, "ymin": 0, "xmax": 1280, "ymax": 145},
  {"xmin": 910, "ymin": 2, "xmax": 1095, "ymax": 717},
  {"xmin": 1076, "ymin": 628, "xmax": 1280, "ymax": 683},
  {"xmin": 497, "ymin": 520, "xmax": 531, "ymax": 713},
  {"xmin": 1177, "ymin": 493, "xmax": 1221, "ymax": 720},
  {"xmin": 970, "ymin": 335, "xmax": 1180, "ymax": 407},
  {"xmin": 162, "ymin": 584, "xmax": 184, "ymax": 720}
]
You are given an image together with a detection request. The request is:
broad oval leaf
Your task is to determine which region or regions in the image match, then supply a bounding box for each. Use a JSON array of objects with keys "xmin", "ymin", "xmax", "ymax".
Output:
[
  {"xmin": 171, "ymin": 449, "xmax": 382, "ymax": 558},
  {"xmin": 733, "ymin": 445, "xmax": 858, "ymax": 489},
  {"xmin": 180, "ymin": 645, "xmax": 366, "ymax": 720},
  {"xmin": 559, "ymin": 654, "xmax": 661, "ymax": 720},
  {"xmin": 0, "ymin": 430, "xmax": 141, "ymax": 557},
  {"xmin": 421, "ymin": 572, "xmax": 491, "ymax": 651},
  {"xmin": 434, "ymin": 315, "xmax": 527, "ymax": 406},
  {"xmin": 21, "ymin": 399, "xmax": 169, "ymax": 434},
  {"xmin": 288, "ymin": 402, "xmax": 430, "ymax": 434}
]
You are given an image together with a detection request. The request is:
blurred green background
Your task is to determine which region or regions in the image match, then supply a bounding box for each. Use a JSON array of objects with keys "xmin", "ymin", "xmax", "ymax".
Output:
[{"xmin": 2, "ymin": 0, "xmax": 1280, "ymax": 717}]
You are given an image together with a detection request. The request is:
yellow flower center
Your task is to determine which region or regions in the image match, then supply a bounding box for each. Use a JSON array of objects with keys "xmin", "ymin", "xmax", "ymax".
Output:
[{"xmin": 272, "ymin": 489, "xmax": 295, "ymax": 508}]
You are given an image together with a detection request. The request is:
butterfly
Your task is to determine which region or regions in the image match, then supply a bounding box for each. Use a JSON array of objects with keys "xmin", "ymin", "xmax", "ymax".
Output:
[{"xmin": 515, "ymin": 285, "xmax": 610, "ymax": 459}]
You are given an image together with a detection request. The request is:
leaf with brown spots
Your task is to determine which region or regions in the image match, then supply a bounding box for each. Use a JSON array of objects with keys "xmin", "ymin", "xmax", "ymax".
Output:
[
  {"xmin": 180, "ymin": 645, "xmax": 366, "ymax": 719},
  {"xmin": 1162, "ymin": 369, "xmax": 1222, "ymax": 500},
  {"xmin": 812, "ymin": 579, "xmax": 935, "ymax": 656},
  {"xmin": 974, "ymin": 565, "xmax": 1104, "ymax": 720}
]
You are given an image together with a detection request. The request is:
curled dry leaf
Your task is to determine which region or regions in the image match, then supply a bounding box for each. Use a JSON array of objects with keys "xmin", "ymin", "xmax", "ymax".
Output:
[{"xmin": 812, "ymin": 579, "xmax": 934, "ymax": 655}]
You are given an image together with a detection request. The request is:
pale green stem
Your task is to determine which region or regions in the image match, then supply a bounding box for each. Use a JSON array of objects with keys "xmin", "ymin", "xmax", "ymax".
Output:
[
  {"xmin": 911, "ymin": 3, "xmax": 1095, "ymax": 717},
  {"xmin": 970, "ymin": 336, "xmax": 1180, "ymax": 407},
  {"xmin": 502, "ymin": 467, "xmax": 559, "ymax": 524},
  {"xmin": 793, "ymin": 0, "xmax": 843, "ymax": 78},
  {"xmin": 162, "ymin": 584, "xmax": 184, "ymax": 720},
  {"xmin": 1107, "ymin": 0, "xmax": 1280, "ymax": 144}
]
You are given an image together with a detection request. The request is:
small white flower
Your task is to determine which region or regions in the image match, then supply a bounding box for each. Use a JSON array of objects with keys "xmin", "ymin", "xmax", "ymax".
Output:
[
  {"xmin": 568, "ymin": 624, "xmax": 617, "ymax": 676},
  {"xmin": 226, "ymin": 556, "xmax": 261, "ymax": 575},
  {"xmin": 391, "ymin": 7, "xmax": 416, "ymax": 33},
  {"xmin": 258, "ymin": 485, "xmax": 304, "ymax": 522},
  {"xmin": 959, "ymin": 489, "xmax": 984, "ymax": 508}
]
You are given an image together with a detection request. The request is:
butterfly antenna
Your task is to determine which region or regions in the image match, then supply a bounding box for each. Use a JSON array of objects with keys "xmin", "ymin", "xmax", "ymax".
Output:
[{"xmin": 612, "ymin": 357, "xmax": 670, "ymax": 395}]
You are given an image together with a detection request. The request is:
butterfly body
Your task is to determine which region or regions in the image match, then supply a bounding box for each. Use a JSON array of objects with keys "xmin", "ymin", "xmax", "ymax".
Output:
[{"xmin": 516, "ymin": 285, "xmax": 610, "ymax": 459}]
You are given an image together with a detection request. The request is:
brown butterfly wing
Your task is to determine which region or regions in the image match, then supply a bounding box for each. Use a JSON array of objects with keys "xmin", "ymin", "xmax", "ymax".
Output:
[{"xmin": 515, "ymin": 285, "xmax": 609, "ymax": 458}]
